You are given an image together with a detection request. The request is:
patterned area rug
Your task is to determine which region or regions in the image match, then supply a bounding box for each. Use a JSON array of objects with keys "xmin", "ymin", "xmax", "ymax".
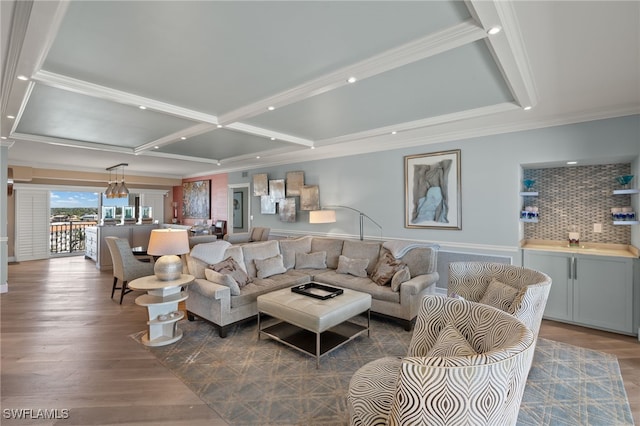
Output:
[{"xmin": 131, "ymin": 316, "xmax": 633, "ymax": 426}]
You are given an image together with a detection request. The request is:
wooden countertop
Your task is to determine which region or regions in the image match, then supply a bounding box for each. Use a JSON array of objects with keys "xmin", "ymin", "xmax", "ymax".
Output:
[{"xmin": 521, "ymin": 239, "xmax": 639, "ymax": 258}]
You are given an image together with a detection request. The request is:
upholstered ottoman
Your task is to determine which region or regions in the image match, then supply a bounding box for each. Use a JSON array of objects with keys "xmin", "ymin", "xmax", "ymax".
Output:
[{"xmin": 257, "ymin": 284, "xmax": 371, "ymax": 367}]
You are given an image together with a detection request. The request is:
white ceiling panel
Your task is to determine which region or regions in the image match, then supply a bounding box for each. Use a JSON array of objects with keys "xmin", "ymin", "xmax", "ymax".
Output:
[
  {"xmin": 16, "ymin": 84, "xmax": 199, "ymax": 147},
  {"xmin": 244, "ymin": 41, "xmax": 514, "ymax": 141},
  {"xmin": 1, "ymin": 0, "xmax": 638, "ymax": 177}
]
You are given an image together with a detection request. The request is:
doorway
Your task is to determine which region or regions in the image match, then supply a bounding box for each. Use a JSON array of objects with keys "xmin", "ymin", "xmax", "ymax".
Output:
[{"xmin": 228, "ymin": 184, "xmax": 249, "ymax": 234}]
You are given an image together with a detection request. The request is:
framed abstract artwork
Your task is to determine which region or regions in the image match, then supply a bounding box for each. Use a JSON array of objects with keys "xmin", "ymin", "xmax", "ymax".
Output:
[
  {"xmin": 260, "ymin": 195, "xmax": 277, "ymax": 214},
  {"xmin": 253, "ymin": 173, "xmax": 268, "ymax": 196},
  {"xmin": 279, "ymin": 198, "xmax": 296, "ymax": 222},
  {"xmin": 269, "ymin": 179, "xmax": 285, "ymax": 200},
  {"xmin": 182, "ymin": 180, "xmax": 211, "ymax": 219},
  {"xmin": 233, "ymin": 191, "xmax": 243, "ymax": 228},
  {"xmin": 405, "ymin": 149, "xmax": 461, "ymax": 230},
  {"xmin": 300, "ymin": 185, "xmax": 320, "ymax": 211},
  {"xmin": 285, "ymin": 171, "xmax": 304, "ymax": 196}
]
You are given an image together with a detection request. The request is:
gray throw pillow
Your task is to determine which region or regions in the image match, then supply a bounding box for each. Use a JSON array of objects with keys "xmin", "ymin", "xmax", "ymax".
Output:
[
  {"xmin": 336, "ymin": 255, "xmax": 369, "ymax": 278},
  {"xmin": 294, "ymin": 251, "xmax": 327, "ymax": 269},
  {"xmin": 390, "ymin": 265, "xmax": 411, "ymax": 292},
  {"xmin": 254, "ymin": 254, "xmax": 287, "ymax": 279},
  {"xmin": 209, "ymin": 256, "xmax": 252, "ymax": 287},
  {"xmin": 204, "ymin": 268, "xmax": 241, "ymax": 296}
]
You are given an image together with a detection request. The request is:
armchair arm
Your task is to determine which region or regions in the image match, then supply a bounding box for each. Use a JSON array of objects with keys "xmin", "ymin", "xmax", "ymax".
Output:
[{"xmin": 400, "ymin": 272, "xmax": 439, "ymax": 296}]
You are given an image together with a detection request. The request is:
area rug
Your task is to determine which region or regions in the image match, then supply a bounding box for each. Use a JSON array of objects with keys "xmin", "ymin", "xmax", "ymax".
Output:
[{"xmin": 131, "ymin": 316, "xmax": 634, "ymax": 426}]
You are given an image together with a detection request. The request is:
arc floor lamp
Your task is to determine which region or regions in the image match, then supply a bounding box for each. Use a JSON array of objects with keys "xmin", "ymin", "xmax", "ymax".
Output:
[{"xmin": 309, "ymin": 205, "xmax": 382, "ymax": 241}]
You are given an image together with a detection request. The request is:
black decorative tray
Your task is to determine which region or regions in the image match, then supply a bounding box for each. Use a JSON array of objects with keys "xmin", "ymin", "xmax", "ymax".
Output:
[{"xmin": 291, "ymin": 283, "xmax": 344, "ymax": 300}]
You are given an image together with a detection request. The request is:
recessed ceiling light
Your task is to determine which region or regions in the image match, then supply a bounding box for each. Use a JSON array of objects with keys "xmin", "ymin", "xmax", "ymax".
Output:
[
  {"xmin": 567, "ymin": 161, "xmax": 578, "ymax": 165},
  {"xmin": 217, "ymin": 161, "xmax": 221, "ymax": 166},
  {"xmin": 270, "ymin": 137, "xmax": 276, "ymax": 141},
  {"xmin": 17, "ymin": 75, "xmax": 29, "ymax": 81},
  {"xmin": 1, "ymin": 136, "xmax": 6, "ymax": 140},
  {"xmin": 217, "ymin": 124, "xmax": 223, "ymax": 128},
  {"xmin": 267, "ymin": 106, "xmax": 275, "ymax": 111},
  {"xmin": 347, "ymin": 76, "xmax": 357, "ymax": 84},
  {"xmin": 154, "ymin": 146, "xmax": 159, "ymax": 149},
  {"xmin": 138, "ymin": 105, "xmax": 146, "ymax": 110},
  {"xmin": 180, "ymin": 136, "xmax": 187, "ymax": 140},
  {"xmin": 391, "ymin": 131, "xmax": 397, "ymax": 135},
  {"xmin": 310, "ymin": 146, "xmax": 315, "ymax": 150},
  {"xmin": 487, "ymin": 26, "xmax": 502, "ymax": 35},
  {"xmin": 523, "ymin": 106, "xmax": 532, "ymax": 111},
  {"xmin": 256, "ymin": 156, "xmax": 261, "ymax": 159},
  {"xmin": 7, "ymin": 115, "xmax": 15, "ymax": 119}
]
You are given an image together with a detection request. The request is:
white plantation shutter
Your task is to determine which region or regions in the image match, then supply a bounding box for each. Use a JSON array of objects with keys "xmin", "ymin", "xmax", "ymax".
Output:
[{"xmin": 15, "ymin": 188, "xmax": 50, "ymax": 261}]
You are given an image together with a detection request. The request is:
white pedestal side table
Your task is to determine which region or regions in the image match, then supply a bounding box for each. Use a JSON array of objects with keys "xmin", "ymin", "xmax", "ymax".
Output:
[{"xmin": 128, "ymin": 274, "xmax": 194, "ymax": 347}]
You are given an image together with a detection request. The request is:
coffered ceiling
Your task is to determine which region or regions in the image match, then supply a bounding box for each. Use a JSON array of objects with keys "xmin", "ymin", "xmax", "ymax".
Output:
[{"xmin": 1, "ymin": 1, "xmax": 639, "ymax": 179}]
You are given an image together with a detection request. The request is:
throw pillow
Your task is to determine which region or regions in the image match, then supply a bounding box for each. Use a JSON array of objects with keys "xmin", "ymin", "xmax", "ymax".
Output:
[
  {"xmin": 336, "ymin": 255, "xmax": 369, "ymax": 278},
  {"xmin": 479, "ymin": 278, "xmax": 519, "ymax": 312},
  {"xmin": 294, "ymin": 251, "xmax": 327, "ymax": 269},
  {"xmin": 370, "ymin": 251, "xmax": 405, "ymax": 286},
  {"xmin": 204, "ymin": 268, "xmax": 241, "ymax": 296},
  {"xmin": 390, "ymin": 265, "xmax": 411, "ymax": 292},
  {"xmin": 209, "ymin": 256, "xmax": 252, "ymax": 287},
  {"xmin": 427, "ymin": 324, "xmax": 477, "ymax": 357},
  {"xmin": 254, "ymin": 254, "xmax": 287, "ymax": 279}
]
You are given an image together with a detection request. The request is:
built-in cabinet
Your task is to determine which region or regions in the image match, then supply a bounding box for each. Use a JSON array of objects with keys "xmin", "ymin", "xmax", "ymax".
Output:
[
  {"xmin": 523, "ymin": 250, "xmax": 636, "ymax": 335},
  {"xmin": 85, "ymin": 224, "xmax": 158, "ymax": 270}
]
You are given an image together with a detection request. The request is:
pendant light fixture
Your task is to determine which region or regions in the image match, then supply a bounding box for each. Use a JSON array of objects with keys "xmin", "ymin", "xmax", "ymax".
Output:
[{"xmin": 105, "ymin": 163, "xmax": 129, "ymax": 198}]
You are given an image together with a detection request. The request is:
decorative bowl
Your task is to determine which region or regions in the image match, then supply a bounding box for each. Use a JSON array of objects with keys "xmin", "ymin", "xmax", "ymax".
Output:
[
  {"xmin": 523, "ymin": 179, "xmax": 536, "ymax": 191},
  {"xmin": 615, "ymin": 175, "xmax": 634, "ymax": 188}
]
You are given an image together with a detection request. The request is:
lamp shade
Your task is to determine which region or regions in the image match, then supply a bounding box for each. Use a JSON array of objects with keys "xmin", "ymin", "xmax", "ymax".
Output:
[
  {"xmin": 147, "ymin": 229, "xmax": 190, "ymax": 256},
  {"xmin": 309, "ymin": 210, "xmax": 337, "ymax": 224}
]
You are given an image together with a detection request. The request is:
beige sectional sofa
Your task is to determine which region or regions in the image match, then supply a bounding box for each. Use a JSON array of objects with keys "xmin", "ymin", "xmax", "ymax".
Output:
[{"xmin": 184, "ymin": 236, "xmax": 439, "ymax": 337}]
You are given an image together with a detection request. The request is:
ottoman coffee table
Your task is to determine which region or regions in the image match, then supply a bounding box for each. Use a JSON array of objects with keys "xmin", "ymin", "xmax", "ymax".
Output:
[{"xmin": 257, "ymin": 283, "xmax": 371, "ymax": 367}]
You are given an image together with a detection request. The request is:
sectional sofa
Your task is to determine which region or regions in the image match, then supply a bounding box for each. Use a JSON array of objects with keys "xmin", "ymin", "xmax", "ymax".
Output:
[{"xmin": 184, "ymin": 236, "xmax": 439, "ymax": 337}]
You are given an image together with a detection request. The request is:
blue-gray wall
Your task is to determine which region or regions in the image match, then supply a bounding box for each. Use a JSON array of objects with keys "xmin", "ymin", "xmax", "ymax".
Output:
[{"xmin": 228, "ymin": 115, "xmax": 640, "ymax": 264}]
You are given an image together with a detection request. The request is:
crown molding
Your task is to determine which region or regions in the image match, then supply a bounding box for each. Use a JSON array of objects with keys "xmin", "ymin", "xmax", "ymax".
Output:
[
  {"xmin": 134, "ymin": 123, "xmax": 218, "ymax": 153},
  {"xmin": 10, "ymin": 132, "xmax": 134, "ymax": 154},
  {"xmin": 225, "ymin": 122, "xmax": 314, "ymax": 147}
]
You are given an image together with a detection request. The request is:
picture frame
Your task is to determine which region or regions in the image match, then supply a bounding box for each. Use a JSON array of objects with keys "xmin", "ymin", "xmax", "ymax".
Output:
[
  {"xmin": 405, "ymin": 149, "xmax": 461, "ymax": 230},
  {"xmin": 269, "ymin": 179, "xmax": 285, "ymax": 200},
  {"xmin": 300, "ymin": 185, "xmax": 320, "ymax": 211},
  {"xmin": 233, "ymin": 192, "xmax": 243, "ymax": 228},
  {"xmin": 182, "ymin": 180, "xmax": 211, "ymax": 219},
  {"xmin": 279, "ymin": 198, "xmax": 296, "ymax": 222},
  {"xmin": 286, "ymin": 171, "xmax": 305, "ymax": 196},
  {"xmin": 253, "ymin": 173, "xmax": 268, "ymax": 196}
]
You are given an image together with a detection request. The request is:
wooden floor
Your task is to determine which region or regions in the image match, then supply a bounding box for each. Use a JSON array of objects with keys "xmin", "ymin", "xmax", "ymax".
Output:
[{"xmin": 2, "ymin": 256, "xmax": 639, "ymax": 425}]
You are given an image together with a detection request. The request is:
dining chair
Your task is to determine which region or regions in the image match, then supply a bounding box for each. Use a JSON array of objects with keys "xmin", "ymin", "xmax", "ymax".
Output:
[{"xmin": 105, "ymin": 236, "xmax": 155, "ymax": 304}]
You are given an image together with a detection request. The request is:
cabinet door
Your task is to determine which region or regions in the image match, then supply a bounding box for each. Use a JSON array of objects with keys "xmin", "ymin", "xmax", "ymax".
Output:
[
  {"xmin": 573, "ymin": 255, "xmax": 634, "ymax": 334},
  {"xmin": 524, "ymin": 251, "xmax": 573, "ymax": 321}
]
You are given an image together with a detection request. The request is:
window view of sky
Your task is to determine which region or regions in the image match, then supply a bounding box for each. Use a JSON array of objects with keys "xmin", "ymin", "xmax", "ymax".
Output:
[{"xmin": 50, "ymin": 191, "xmax": 129, "ymax": 208}]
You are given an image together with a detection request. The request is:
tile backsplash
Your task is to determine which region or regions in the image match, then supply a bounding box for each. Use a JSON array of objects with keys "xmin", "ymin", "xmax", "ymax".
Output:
[{"xmin": 523, "ymin": 164, "xmax": 632, "ymax": 244}]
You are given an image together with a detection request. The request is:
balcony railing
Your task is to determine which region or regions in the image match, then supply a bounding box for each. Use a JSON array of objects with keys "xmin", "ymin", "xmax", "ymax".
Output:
[{"xmin": 49, "ymin": 221, "xmax": 96, "ymax": 254}]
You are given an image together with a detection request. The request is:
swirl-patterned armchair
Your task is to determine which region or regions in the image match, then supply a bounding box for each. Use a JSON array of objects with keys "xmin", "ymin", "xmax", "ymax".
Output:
[
  {"xmin": 447, "ymin": 262, "xmax": 552, "ymax": 340},
  {"xmin": 348, "ymin": 296, "xmax": 535, "ymax": 426}
]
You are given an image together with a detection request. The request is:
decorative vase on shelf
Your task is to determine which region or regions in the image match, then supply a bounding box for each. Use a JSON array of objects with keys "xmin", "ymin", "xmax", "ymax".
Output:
[
  {"xmin": 615, "ymin": 175, "xmax": 634, "ymax": 190},
  {"xmin": 523, "ymin": 179, "xmax": 536, "ymax": 192}
]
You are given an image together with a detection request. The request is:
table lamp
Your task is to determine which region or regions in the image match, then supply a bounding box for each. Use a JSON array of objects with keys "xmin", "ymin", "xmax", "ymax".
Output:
[{"xmin": 147, "ymin": 229, "xmax": 190, "ymax": 280}]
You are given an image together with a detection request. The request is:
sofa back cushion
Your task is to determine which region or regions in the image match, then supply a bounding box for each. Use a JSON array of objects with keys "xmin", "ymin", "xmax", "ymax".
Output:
[
  {"xmin": 342, "ymin": 240, "xmax": 381, "ymax": 275},
  {"xmin": 241, "ymin": 240, "xmax": 281, "ymax": 278},
  {"xmin": 279, "ymin": 236, "xmax": 312, "ymax": 270},
  {"xmin": 311, "ymin": 238, "xmax": 344, "ymax": 269},
  {"xmin": 223, "ymin": 246, "xmax": 247, "ymax": 273}
]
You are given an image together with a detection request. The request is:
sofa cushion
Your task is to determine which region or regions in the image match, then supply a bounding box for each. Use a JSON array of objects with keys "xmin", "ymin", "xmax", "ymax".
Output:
[
  {"xmin": 336, "ymin": 255, "xmax": 369, "ymax": 278},
  {"xmin": 427, "ymin": 323, "xmax": 477, "ymax": 357},
  {"xmin": 342, "ymin": 240, "xmax": 381, "ymax": 275},
  {"xmin": 241, "ymin": 240, "xmax": 281, "ymax": 278},
  {"xmin": 210, "ymin": 256, "xmax": 253, "ymax": 287},
  {"xmin": 480, "ymin": 278, "xmax": 520, "ymax": 312},
  {"xmin": 295, "ymin": 251, "xmax": 327, "ymax": 269},
  {"xmin": 371, "ymin": 251, "xmax": 405, "ymax": 286},
  {"xmin": 314, "ymin": 271, "xmax": 400, "ymax": 303},
  {"xmin": 224, "ymin": 245, "xmax": 247, "ymax": 273},
  {"xmin": 254, "ymin": 254, "xmax": 287, "ymax": 279},
  {"xmin": 204, "ymin": 268, "xmax": 241, "ymax": 296},
  {"xmin": 311, "ymin": 238, "xmax": 344, "ymax": 269},
  {"xmin": 279, "ymin": 236, "xmax": 312, "ymax": 270},
  {"xmin": 190, "ymin": 240, "xmax": 231, "ymax": 264},
  {"xmin": 230, "ymin": 271, "xmax": 310, "ymax": 308},
  {"xmin": 391, "ymin": 265, "xmax": 411, "ymax": 292}
]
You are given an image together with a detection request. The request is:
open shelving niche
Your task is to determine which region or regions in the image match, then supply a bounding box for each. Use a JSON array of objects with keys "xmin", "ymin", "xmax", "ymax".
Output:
[
  {"xmin": 612, "ymin": 188, "xmax": 639, "ymax": 225},
  {"xmin": 519, "ymin": 190, "xmax": 539, "ymax": 223}
]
